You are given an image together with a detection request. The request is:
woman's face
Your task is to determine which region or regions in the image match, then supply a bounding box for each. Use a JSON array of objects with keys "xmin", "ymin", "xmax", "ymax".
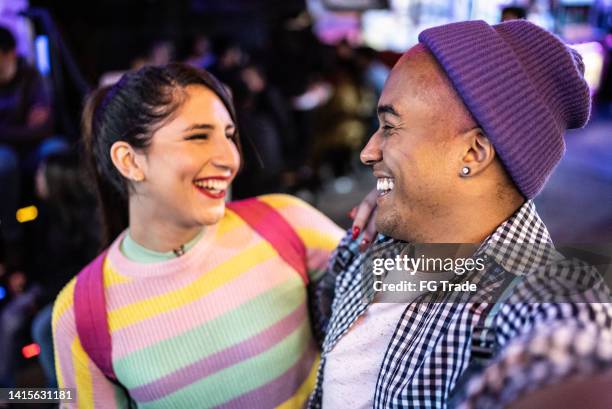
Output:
[{"xmin": 134, "ymin": 84, "xmax": 240, "ymax": 228}]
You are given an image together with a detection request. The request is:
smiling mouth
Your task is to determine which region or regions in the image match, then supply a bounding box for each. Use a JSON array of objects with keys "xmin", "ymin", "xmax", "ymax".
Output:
[
  {"xmin": 194, "ymin": 178, "xmax": 229, "ymax": 199},
  {"xmin": 376, "ymin": 177, "xmax": 395, "ymax": 197}
]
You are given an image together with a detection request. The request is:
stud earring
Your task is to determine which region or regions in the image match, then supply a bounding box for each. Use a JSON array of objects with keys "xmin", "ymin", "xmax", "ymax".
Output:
[
  {"xmin": 133, "ymin": 173, "xmax": 144, "ymax": 182},
  {"xmin": 461, "ymin": 166, "xmax": 470, "ymax": 176}
]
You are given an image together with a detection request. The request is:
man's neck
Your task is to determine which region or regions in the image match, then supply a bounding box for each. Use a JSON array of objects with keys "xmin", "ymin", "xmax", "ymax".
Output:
[{"xmin": 411, "ymin": 195, "xmax": 525, "ymax": 244}]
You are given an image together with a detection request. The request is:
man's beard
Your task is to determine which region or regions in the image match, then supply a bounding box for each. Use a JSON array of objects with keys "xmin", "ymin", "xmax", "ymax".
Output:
[{"xmin": 376, "ymin": 206, "xmax": 404, "ymax": 240}]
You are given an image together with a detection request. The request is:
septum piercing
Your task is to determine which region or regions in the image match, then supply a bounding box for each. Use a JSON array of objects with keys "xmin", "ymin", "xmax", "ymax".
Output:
[{"xmin": 461, "ymin": 166, "xmax": 471, "ymax": 176}]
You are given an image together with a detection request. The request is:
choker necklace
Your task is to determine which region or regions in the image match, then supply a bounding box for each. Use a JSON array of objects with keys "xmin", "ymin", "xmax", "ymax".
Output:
[{"xmin": 173, "ymin": 244, "xmax": 186, "ymax": 257}]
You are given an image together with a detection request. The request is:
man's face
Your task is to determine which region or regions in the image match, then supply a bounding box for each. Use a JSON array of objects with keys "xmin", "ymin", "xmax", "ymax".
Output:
[{"xmin": 360, "ymin": 47, "xmax": 467, "ymax": 242}]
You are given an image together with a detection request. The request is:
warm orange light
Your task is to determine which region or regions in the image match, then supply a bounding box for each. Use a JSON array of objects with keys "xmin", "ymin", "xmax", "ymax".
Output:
[
  {"xmin": 22, "ymin": 343, "xmax": 41, "ymax": 359},
  {"xmin": 16, "ymin": 205, "xmax": 38, "ymax": 223}
]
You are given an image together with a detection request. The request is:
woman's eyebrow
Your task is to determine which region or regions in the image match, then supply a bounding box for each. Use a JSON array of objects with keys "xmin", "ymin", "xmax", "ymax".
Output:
[{"xmin": 183, "ymin": 123, "xmax": 215, "ymax": 132}]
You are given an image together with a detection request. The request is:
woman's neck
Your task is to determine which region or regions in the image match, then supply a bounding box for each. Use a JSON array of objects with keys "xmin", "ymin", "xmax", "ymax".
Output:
[{"xmin": 128, "ymin": 200, "xmax": 205, "ymax": 253}]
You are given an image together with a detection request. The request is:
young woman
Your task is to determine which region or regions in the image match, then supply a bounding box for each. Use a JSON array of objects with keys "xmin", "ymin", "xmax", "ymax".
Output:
[{"xmin": 52, "ymin": 64, "xmax": 353, "ymax": 408}]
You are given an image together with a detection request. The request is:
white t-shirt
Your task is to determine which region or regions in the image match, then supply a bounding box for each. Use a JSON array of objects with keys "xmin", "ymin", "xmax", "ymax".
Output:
[{"xmin": 322, "ymin": 269, "xmax": 454, "ymax": 408}]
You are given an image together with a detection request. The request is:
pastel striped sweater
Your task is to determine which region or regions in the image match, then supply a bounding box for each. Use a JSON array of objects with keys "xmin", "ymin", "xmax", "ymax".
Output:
[{"xmin": 52, "ymin": 194, "xmax": 343, "ymax": 408}]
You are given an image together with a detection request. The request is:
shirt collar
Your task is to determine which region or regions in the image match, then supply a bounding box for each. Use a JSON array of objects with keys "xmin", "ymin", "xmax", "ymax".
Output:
[
  {"xmin": 475, "ymin": 200, "xmax": 558, "ymax": 274},
  {"xmin": 376, "ymin": 201, "xmax": 557, "ymax": 275}
]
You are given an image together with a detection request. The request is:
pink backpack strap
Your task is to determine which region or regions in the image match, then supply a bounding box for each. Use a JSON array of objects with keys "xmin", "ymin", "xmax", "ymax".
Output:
[
  {"xmin": 227, "ymin": 197, "xmax": 308, "ymax": 285},
  {"xmin": 73, "ymin": 249, "xmax": 117, "ymax": 381}
]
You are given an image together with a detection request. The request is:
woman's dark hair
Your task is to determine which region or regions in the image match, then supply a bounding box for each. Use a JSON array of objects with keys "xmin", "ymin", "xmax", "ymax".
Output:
[{"xmin": 82, "ymin": 63, "xmax": 241, "ymax": 247}]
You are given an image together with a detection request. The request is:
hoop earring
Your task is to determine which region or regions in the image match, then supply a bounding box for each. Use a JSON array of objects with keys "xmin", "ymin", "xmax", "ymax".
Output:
[{"xmin": 461, "ymin": 166, "xmax": 470, "ymax": 176}]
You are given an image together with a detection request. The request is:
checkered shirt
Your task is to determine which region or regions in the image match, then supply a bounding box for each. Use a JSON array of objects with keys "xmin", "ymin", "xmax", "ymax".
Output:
[{"xmin": 307, "ymin": 201, "xmax": 612, "ymax": 408}]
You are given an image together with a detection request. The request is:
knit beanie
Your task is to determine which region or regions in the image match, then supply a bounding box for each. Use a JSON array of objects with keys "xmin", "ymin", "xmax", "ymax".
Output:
[{"xmin": 418, "ymin": 20, "xmax": 591, "ymax": 199}]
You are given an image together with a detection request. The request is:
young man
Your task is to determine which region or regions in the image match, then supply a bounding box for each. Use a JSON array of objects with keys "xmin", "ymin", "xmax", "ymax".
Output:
[{"xmin": 309, "ymin": 19, "xmax": 611, "ymax": 408}]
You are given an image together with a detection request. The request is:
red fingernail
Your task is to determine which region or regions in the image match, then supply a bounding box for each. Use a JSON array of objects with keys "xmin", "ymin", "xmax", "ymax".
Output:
[
  {"xmin": 349, "ymin": 207, "xmax": 357, "ymax": 219},
  {"xmin": 352, "ymin": 226, "xmax": 361, "ymax": 240}
]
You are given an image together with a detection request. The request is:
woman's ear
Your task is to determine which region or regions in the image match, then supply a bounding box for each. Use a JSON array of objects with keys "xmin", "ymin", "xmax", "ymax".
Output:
[
  {"xmin": 459, "ymin": 128, "xmax": 496, "ymax": 176},
  {"xmin": 109, "ymin": 141, "xmax": 146, "ymax": 182}
]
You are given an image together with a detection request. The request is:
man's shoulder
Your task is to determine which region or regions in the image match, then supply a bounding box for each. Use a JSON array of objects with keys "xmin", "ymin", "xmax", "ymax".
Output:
[
  {"xmin": 506, "ymin": 251, "xmax": 610, "ymax": 304},
  {"xmin": 492, "ymin": 253, "xmax": 611, "ymax": 344}
]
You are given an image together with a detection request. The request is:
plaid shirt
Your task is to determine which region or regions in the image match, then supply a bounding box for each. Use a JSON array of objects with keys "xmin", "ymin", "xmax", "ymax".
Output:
[{"xmin": 308, "ymin": 201, "xmax": 611, "ymax": 408}]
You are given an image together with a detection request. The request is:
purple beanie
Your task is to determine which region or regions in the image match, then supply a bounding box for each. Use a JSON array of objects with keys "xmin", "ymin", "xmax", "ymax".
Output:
[{"xmin": 418, "ymin": 20, "xmax": 591, "ymax": 199}]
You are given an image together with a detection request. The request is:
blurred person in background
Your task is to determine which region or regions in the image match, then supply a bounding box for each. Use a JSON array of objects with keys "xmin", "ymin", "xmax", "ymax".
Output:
[
  {"xmin": 209, "ymin": 37, "xmax": 247, "ymax": 87},
  {"xmin": 0, "ymin": 259, "xmax": 41, "ymax": 388},
  {"xmin": 0, "ymin": 150, "xmax": 93, "ymax": 389},
  {"xmin": 266, "ymin": 12, "xmax": 337, "ymax": 194},
  {"xmin": 183, "ymin": 32, "xmax": 215, "ymax": 70},
  {"xmin": 28, "ymin": 150, "xmax": 99, "ymax": 388},
  {"xmin": 354, "ymin": 46, "xmax": 390, "ymax": 138},
  {"xmin": 354, "ymin": 46, "xmax": 389, "ymax": 101},
  {"xmin": 231, "ymin": 62, "xmax": 299, "ymax": 198},
  {"xmin": 99, "ymin": 38, "xmax": 176, "ymax": 87},
  {"xmin": 312, "ymin": 40, "xmax": 376, "ymax": 182},
  {"xmin": 52, "ymin": 63, "xmax": 377, "ymax": 408},
  {"xmin": 147, "ymin": 39, "xmax": 174, "ymax": 66},
  {"xmin": 0, "ymin": 25, "xmax": 60, "ymax": 271}
]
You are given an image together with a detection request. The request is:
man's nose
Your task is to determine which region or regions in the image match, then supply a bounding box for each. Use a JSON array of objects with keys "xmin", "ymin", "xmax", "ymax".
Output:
[{"xmin": 360, "ymin": 133, "xmax": 382, "ymax": 166}]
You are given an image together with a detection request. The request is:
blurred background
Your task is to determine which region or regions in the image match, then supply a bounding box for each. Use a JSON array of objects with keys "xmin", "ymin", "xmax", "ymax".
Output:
[{"xmin": 0, "ymin": 0, "xmax": 611, "ymax": 401}]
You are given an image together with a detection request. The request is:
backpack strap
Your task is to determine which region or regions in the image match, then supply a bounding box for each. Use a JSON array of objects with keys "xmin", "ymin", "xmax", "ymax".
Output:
[
  {"xmin": 470, "ymin": 273, "xmax": 522, "ymax": 363},
  {"xmin": 227, "ymin": 197, "xmax": 308, "ymax": 285},
  {"xmin": 448, "ymin": 271, "xmax": 523, "ymax": 407},
  {"xmin": 72, "ymin": 197, "xmax": 307, "ymax": 387},
  {"xmin": 73, "ymin": 249, "xmax": 117, "ymax": 381}
]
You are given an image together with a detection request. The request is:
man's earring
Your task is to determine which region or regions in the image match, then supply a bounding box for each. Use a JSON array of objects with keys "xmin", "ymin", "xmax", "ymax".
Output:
[
  {"xmin": 461, "ymin": 166, "xmax": 470, "ymax": 176},
  {"xmin": 133, "ymin": 172, "xmax": 144, "ymax": 182}
]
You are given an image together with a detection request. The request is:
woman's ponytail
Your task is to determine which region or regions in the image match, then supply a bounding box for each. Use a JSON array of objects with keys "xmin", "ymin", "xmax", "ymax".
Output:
[{"xmin": 81, "ymin": 86, "xmax": 129, "ymax": 248}]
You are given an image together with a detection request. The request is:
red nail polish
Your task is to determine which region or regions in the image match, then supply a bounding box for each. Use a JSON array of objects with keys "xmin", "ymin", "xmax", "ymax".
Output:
[
  {"xmin": 349, "ymin": 207, "xmax": 357, "ymax": 219},
  {"xmin": 352, "ymin": 226, "xmax": 361, "ymax": 240}
]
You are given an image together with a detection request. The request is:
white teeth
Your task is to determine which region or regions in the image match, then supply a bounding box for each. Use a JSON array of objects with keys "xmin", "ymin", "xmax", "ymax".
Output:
[
  {"xmin": 194, "ymin": 179, "xmax": 228, "ymax": 191},
  {"xmin": 376, "ymin": 177, "xmax": 394, "ymax": 194}
]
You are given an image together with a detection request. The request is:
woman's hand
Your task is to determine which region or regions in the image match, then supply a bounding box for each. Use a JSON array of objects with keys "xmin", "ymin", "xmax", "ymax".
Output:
[{"xmin": 349, "ymin": 188, "xmax": 378, "ymax": 252}]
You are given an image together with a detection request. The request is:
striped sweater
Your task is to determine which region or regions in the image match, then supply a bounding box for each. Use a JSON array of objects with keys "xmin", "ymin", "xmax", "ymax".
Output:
[{"xmin": 52, "ymin": 194, "xmax": 343, "ymax": 408}]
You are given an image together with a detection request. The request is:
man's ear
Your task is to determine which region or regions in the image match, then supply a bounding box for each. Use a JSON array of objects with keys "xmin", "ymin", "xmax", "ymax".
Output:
[
  {"xmin": 459, "ymin": 128, "xmax": 496, "ymax": 176},
  {"xmin": 109, "ymin": 141, "xmax": 146, "ymax": 182}
]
